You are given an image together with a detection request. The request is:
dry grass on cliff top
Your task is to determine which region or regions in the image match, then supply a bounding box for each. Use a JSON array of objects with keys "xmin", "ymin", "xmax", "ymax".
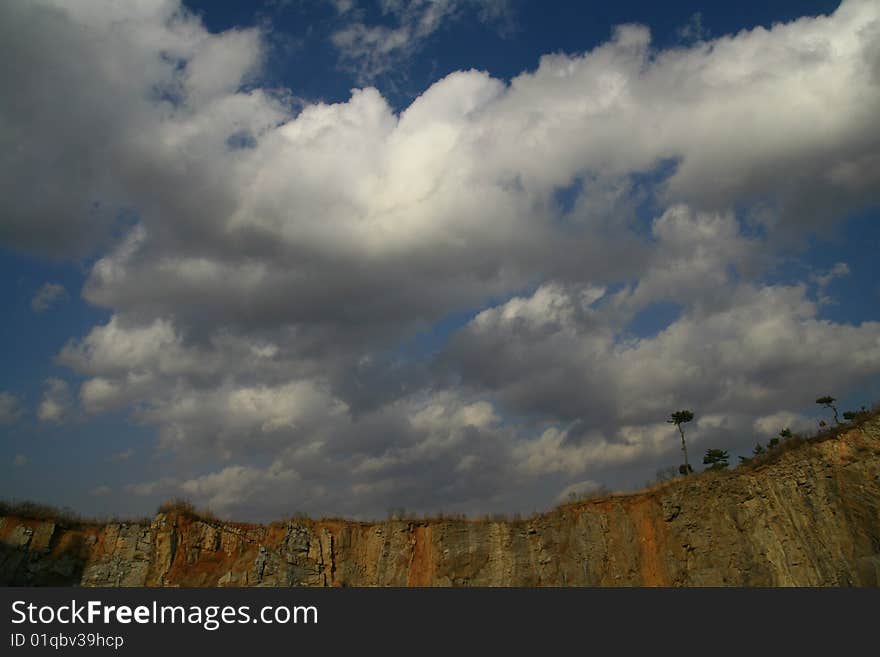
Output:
[
  {"xmin": 0, "ymin": 499, "xmax": 151, "ymax": 527},
  {"xmin": 156, "ymin": 498, "xmax": 262, "ymax": 530},
  {"xmin": 737, "ymin": 403, "xmax": 879, "ymax": 471},
  {"xmin": 157, "ymin": 498, "xmax": 219, "ymax": 522}
]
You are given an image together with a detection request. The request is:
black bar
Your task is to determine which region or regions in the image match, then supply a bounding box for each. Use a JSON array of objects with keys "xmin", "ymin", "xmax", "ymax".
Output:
[{"xmin": 1, "ymin": 587, "xmax": 876, "ymax": 655}]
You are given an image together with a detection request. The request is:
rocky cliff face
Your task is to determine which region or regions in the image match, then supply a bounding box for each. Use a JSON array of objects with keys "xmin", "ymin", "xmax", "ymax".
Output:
[{"xmin": 3, "ymin": 419, "xmax": 880, "ymax": 586}]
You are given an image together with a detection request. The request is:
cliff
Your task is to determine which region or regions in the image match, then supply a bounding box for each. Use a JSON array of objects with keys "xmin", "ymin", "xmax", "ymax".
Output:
[{"xmin": 2, "ymin": 418, "xmax": 879, "ymax": 586}]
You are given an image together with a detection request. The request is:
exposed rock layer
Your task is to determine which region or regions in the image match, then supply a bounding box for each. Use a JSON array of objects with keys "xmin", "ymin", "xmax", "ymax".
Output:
[{"xmin": 3, "ymin": 420, "xmax": 880, "ymax": 586}]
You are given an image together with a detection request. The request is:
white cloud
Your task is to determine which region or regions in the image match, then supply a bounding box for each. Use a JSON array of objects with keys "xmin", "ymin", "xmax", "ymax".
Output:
[
  {"xmin": 556, "ymin": 479, "xmax": 604, "ymax": 503},
  {"xmin": 329, "ymin": 0, "xmax": 355, "ymax": 15},
  {"xmin": 811, "ymin": 261, "xmax": 851, "ymax": 305},
  {"xmin": 126, "ymin": 389, "xmax": 526, "ymax": 518},
  {"xmin": 0, "ymin": 392, "xmax": 24, "ymax": 425},
  {"xmin": 445, "ymin": 206, "xmax": 880, "ymax": 481},
  {"xmin": 0, "ymin": 0, "xmax": 281, "ymax": 256},
  {"xmin": 61, "ymin": 315, "xmax": 178, "ymax": 375},
  {"xmin": 31, "ymin": 282, "xmax": 68, "ymax": 313},
  {"xmin": 677, "ymin": 12, "xmax": 709, "ymax": 43},
  {"xmin": 37, "ymin": 378, "xmax": 73, "ymax": 424},
  {"xmin": 125, "ymin": 478, "xmax": 176, "ymax": 497},
  {"xmin": 178, "ymin": 464, "xmax": 301, "ymax": 512},
  {"xmin": 143, "ymin": 380, "xmax": 349, "ymax": 457},
  {"xmin": 331, "ymin": 0, "xmax": 513, "ymax": 82},
  {"xmin": 752, "ymin": 411, "xmax": 816, "ymax": 438}
]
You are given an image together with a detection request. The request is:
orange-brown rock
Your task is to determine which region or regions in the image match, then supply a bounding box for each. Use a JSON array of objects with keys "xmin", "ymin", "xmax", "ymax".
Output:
[{"xmin": 2, "ymin": 419, "xmax": 879, "ymax": 586}]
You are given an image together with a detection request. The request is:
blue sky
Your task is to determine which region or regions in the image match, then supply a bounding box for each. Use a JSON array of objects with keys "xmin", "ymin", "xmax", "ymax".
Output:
[
  {"xmin": 184, "ymin": 1, "xmax": 845, "ymax": 104},
  {"xmin": 1, "ymin": 0, "xmax": 879, "ymax": 520}
]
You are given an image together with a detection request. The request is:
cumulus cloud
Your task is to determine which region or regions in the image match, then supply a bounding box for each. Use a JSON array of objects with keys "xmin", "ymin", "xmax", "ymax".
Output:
[
  {"xmin": 128, "ymin": 389, "xmax": 528, "ymax": 519},
  {"xmin": 143, "ymin": 379, "xmax": 349, "ymax": 457},
  {"xmin": 2, "ymin": 0, "xmax": 880, "ymax": 517},
  {"xmin": 450, "ymin": 274, "xmax": 880, "ymax": 432},
  {"xmin": 37, "ymin": 378, "xmax": 73, "ymax": 424},
  {"xmin": 31, "ymin": 282, "xmax": 68, "ymax": 313},
  {"xmin": 0, "ymin": 0, "xmax": 275, "ymax": 257},
  {"xmin": 0, "ymin": 392, "xmax": 24, "ymax": 425},
  {"xmin": 444, "ymin": 207, "xmax": 880, "ymax": 473}
]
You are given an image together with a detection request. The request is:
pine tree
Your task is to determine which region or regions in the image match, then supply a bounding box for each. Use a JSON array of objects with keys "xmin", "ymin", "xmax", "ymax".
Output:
[
  {"xmin": 816, "ymin": 396, "xmax": 840, "ymax": 425},
  {"xmin": 668, "ymin": 410, "xmax": 695, "ymax": 475},
  {"xmin": 703, "ymin": 448, "xmax": 730, "ymax": 471}
]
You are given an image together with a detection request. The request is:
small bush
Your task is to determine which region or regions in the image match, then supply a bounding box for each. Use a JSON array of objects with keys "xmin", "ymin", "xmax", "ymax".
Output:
[
  {"xmin": 157, "ymin": 498, "xmax": 218, "ymax": 522},
  {"xmin": 564, "ymin": 484, "xmax": 610, "ymax": 504},
  {"xmin": 0, "ymin": 499, "xmax": 82, "ymax": 525}
]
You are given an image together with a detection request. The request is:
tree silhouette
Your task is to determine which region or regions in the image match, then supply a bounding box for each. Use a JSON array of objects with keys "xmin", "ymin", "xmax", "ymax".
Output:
[
  {"xmin": 815, "ymin": 396, "xmax": 840, "ymax": 425},
  {"xmin": 668, "ymin": 410, "xmax": 694, "ymax": 475},
  {"xmin": 779, "ymin": 428, "xmax": 792, "ymax": 440},
  {"xmin": 703, "ymin": 448, "xmax": 729, "ymax": 471},
  {"xmin": 843, "ymin": 406, "xmax": 870, "ymax": 422}
]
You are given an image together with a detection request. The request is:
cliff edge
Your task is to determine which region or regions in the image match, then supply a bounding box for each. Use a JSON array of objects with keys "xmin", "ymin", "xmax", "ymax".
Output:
[{"xmin": 2, "ymin": 418, "xmax": 879, "ymax": 586}]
